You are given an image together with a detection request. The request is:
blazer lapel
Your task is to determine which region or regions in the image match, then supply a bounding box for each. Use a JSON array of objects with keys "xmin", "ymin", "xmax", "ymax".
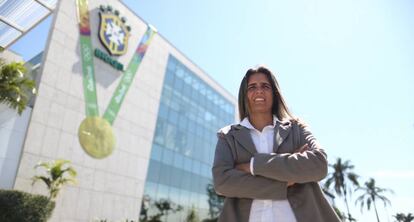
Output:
[
  {"xmin": 232, "ymin": 124, "xmax": 257, "ymax": 154},
  {"xmin": 273, "ymin": 120, "xmax": 292, "ymax": 153}
]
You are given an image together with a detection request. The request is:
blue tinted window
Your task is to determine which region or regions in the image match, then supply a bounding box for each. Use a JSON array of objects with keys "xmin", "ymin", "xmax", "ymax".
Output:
[
  {"xmin": 192, "ymin": 161, "xmax": 201, "ymax": 175},
  {"xmin": 183, "ymin": 83, "xmax": 192, "ymax": 96},
  {"xmin": 159, "ymin": 162, "xmax": 172, "ymax": 186},
  {"xmin": 153, "ymin": 120, "xmax": 165, "ymax": 145},
  {"xmin": 181, "ymin": 171, "xmax": 192, "ymax": 191},
  {"xmin": 157, "ymin": 184, "xmax": 169, "ymax": 200},
  {"xmin": 143, "ymin": 55, "xmax": 235, "ymax": 221},
  {"xmin": 158, "ymin": 103, "xmax": 168, "ymax": 119},
  {"xmin": 147, "ymin": 161, "xmax": 161, "ymax": 183},
  {"xmin": 173, "ymin": 153, "xmax": 184, "ymax": 169},
  {"xmin": 151, "ymin": 144, "xmax": 162, "ymax": 161},
  {"xmin": 170, "ymin": 167, "xmax": 182, "ymax": 188},
  {"xmin": 184, "ymin": 156, "xmax": 192, "ymax": 170},
  {"xmin": 162, "ymin": 148, "xmax": 174, "ymax": 165},
  {"xmin": 174, "ymin": 76, "xmax": 184, "ymax": 90}
]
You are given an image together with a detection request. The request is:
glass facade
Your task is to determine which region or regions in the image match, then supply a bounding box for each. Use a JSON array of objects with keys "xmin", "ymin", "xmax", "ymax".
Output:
[
  {"xmin": 0, "ymin": 0, "xmax": 56, "ymax": 48},
  {"xmin": 140, "ymin": 55, "xmax": 235, "ymax": 221}
]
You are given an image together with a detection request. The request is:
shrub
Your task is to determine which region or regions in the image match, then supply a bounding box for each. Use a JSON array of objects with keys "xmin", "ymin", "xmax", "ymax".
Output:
[{"xmin": 0, "ymin": 189, "xmax": 55, "ymax": 222}]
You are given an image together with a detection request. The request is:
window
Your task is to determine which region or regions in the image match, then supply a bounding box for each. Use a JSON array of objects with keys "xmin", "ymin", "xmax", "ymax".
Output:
[
  {"xmin": 162, "ymin": 148, "xmax": 174, "ymax": 165},
  {"xmin": 151, "ymin": 144, "xmax": 162, "ymax": 161},
  {"xmin": 142, "ymin": 55, "xmax": 235, "ymax": 219},
  {"xmin": 173, "ymin": 152, "xmax": 184, "ymax": 170},
  {"xmin": 147, "ymin": 161, "xmax": 161, "ymax": 183}
]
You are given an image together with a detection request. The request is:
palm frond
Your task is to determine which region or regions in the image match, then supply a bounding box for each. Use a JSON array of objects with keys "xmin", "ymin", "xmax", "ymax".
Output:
[
  {"xmin": 32, "ymin": 176, "xmax": 51, "ymax": 188},
  {"xmin": 0, "ymin": 60, "xmax": 35, "ymax": 115},
  {"xmin": 347, "ymin": 173, "xmax": 359, "ymax": 186},
  {"xmin": 322, "ymin": 187, "xmax": 335, "ymax": 199},
  {"xmin": 34, "ymin": 161, "xmax": 51, "ymax": 169},
  {"xmin": 354, "ymin": 177, "xmax": 393, "ymax": 220},
  {"xmin": 31, "ymin": 159, "xmax": 77, "ymax": 200}
]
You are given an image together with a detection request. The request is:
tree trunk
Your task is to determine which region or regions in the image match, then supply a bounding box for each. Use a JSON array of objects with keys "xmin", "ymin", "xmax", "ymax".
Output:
[
  {"xmin": 343, "ymin": 195, "xmax": 352, "ymax": 221},
  {"xmin": 342, "ymin": 186, "xmax": 352, "ymax": 222},
  {"xmin": 373, "ymin": 200, "xmax": 380, "ymax": 222}
]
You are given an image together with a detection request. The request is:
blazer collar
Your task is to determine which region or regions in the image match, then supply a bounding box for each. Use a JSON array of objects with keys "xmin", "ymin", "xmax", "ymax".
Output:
[
  {"xmin": 274, "ymin": 119, "xmax": 292, "ymax": 152},
  {"xmin": 232, "ymin": 118, "xmax": 292, "ymax": 154},
  {"xmin": 232, "ymin": 125, "xmax": 257, "ymax": 154}
]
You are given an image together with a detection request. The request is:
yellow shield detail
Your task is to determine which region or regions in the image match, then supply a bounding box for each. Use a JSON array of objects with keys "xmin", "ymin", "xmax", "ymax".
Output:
[{"xmin": 98, "ymin": 12, "xmax": 129, "ymax": 56}]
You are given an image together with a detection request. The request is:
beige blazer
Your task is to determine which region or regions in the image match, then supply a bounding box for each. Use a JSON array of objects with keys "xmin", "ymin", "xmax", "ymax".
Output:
[{"xmin": 212, "ymin": 119, "xmax": 341, "ymax": 222}]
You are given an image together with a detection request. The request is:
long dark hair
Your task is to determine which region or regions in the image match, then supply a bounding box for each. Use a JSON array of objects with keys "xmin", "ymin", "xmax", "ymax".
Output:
[{"xmin": 238, "ymin": 66, "xmax": 294, "ymax": 121}]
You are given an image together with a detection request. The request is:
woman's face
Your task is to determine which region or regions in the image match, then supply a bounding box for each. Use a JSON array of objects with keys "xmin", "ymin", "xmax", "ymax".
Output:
[{"xmin": 246, "ymin": 72, "xmax": 273, "ymax": 116}]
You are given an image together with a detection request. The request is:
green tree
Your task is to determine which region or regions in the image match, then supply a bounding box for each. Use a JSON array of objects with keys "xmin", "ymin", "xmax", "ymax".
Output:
[
  {"xmin": 355, "ymin": 178, "xmax": 393, "ymax": 222},
  {"xmin": 394, "ymin": 213, "xmax": 414, "ymax": 222},
  {"xmin": 186, "ymin": 206, "xmax": 200, "ymax": 222},
  {"xmin": 0, "ymin": 58, "xmax": 36, "ymax": 114},
  {"xmin": 324, "ymin": 158, "xmax": 359, "ymax": 222},
  {"xmin": 140, "ymin": 195, "xmax": 151, "ymax": 222},
  {"xmin": 142, "ymin": 198, "xmax": 182, "ymax": 222},
  {"xmin": 406, "ymin": 213, "xmax": 414, "ymax": 222},
  {"xmin": 154, "ymin": 199, "xmax": 182, "ymax": 221},
  {"xmin": 32, "ymin": 159, "xmax": 77, "ymax": 200},
  {"xmin": 206, "ymin": 183, "xmax": 224, "ymax": 221}
]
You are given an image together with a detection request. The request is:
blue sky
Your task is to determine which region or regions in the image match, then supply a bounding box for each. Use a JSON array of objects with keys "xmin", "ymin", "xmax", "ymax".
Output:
[
  {"xmin": 10, "ymin": 0, "xmax": 414, "ymax": 221},
  {"xmin": 120, "ymin": 1, "xmax": 414, "ymax": 220}
]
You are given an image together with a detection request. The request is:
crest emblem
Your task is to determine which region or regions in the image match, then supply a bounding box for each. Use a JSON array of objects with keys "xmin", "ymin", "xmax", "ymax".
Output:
[{"xmin": 98, "ymin": 5, "xmax": 131, "ymax": 56}]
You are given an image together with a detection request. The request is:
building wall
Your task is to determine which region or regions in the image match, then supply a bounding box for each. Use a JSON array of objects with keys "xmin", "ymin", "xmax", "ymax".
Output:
[
  {"xmin": 13, "ymin": 0, "xmax": 236, "ymax": 221},
  {"xmin": 0, "ymin": 104, "xmax": 32, "ymax": 189}
]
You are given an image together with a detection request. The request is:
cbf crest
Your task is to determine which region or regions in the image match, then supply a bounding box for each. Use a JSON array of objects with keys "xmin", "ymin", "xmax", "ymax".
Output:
[{"xmin": 98, "ymin": 5, "xmax": 131, "ymax": 56}]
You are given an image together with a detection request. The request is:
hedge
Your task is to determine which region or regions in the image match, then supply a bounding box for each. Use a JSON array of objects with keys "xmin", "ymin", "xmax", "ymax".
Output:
[{"xmin": 0, "ymin": 189, "xmax": 55, "ymax": 222}]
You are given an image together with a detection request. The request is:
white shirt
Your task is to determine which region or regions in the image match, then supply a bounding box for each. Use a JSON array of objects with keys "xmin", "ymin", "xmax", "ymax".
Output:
[{"xmin": 240, "ymin": 116, "xmax": 297, "ymax": 222}]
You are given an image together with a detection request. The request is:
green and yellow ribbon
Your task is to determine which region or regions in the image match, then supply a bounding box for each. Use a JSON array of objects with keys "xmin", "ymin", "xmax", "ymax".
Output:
[{"xmin": 75, "ymin": 0, "xmax": 157, "ymax": 158}]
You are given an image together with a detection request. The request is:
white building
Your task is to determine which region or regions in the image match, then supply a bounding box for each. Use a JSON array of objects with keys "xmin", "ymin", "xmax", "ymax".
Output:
[{"xmin": 0, "ymin": 0, "xmax": 236, "ymax": 221}]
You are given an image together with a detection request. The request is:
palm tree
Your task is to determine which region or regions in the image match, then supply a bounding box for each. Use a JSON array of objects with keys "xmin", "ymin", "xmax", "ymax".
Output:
[
  {"xmin": 32, "ymin": 159, "xmax": 77, "ymax": 200},
  {"xmin": 393, "ymin": 213, "xmax": 414, "ymax": 222},
  {"xmin": 355, "ymin": 178, "xmax": 393, "ymax": 222},
  {"xmin": 0, "ymin": 58, "xmax": 36, "ymax": 114},
  {"xmin": 324, "ymin": 158, "xmax": 359, "ymax": 221},
  {"xmin": 395, "ymin": 213, "xmax": 405, "ymax": 222},
  {"xmin": 407, "ymin": 214, "xmax": 414, "ymax": 222}
]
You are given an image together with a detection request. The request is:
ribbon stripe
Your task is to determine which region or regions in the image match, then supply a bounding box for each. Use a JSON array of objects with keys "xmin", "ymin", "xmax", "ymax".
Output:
[{"xmin": 76, "ymin": 0, "xmax": 156, "ymax": 124}]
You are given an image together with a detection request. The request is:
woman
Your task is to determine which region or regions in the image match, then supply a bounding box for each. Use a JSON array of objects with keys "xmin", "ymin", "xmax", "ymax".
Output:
[{"xmin": 212, "ymin": 66, "xmax": 340, "ymax": 222}]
